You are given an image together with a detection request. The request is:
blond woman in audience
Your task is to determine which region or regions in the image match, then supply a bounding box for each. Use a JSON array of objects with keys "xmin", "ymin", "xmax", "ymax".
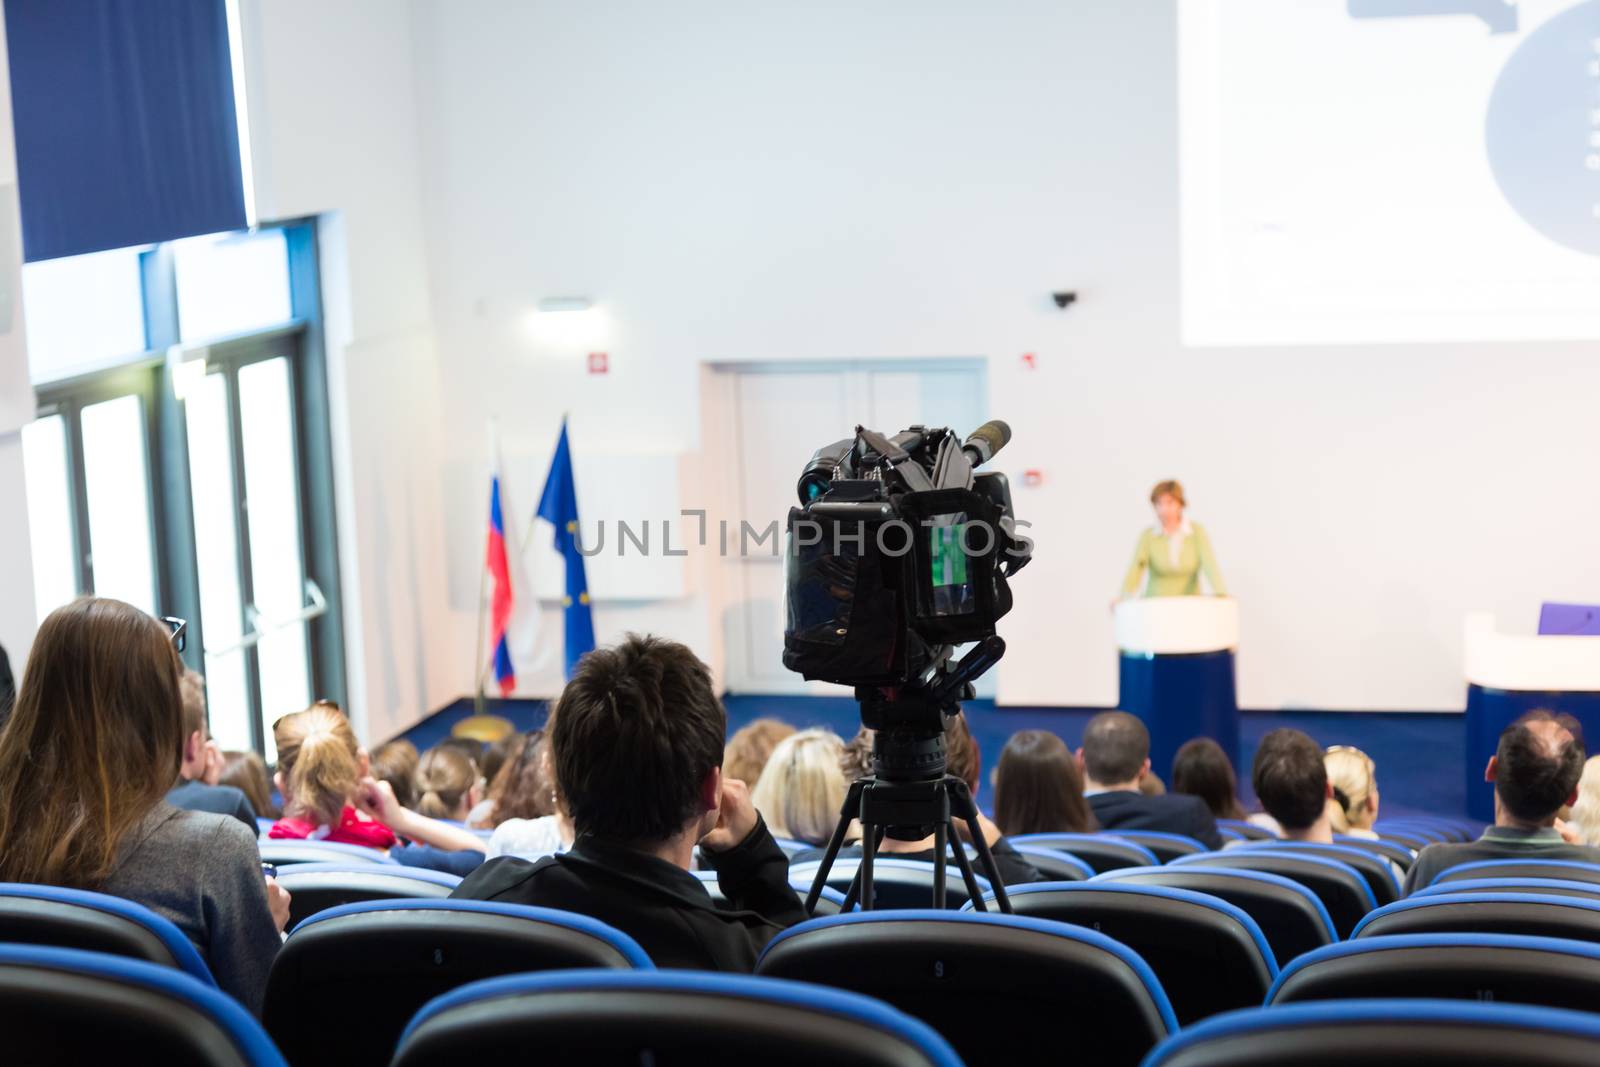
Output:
[
  {"xmin": 724, "ymin": 717, "xmax": 796, "ymax": 789},
  {"xmin": 1566, "ymin": 756, "xmax": 1600, "ymax": 846},
  {"xmin": 1324, "ymin": 744, "xmax": 1382, "ymax": 839},
  {"xmin": 0, "ymin": 598, "xmax": 287, "ymax": 1013},
  {"xmin": 750, "ymin": 729, "xmax": 848, "ymax": 845}
]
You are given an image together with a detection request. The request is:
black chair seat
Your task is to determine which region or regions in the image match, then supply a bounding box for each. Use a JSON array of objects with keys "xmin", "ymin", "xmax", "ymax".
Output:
[
  {"xmin": 1009, "ymin": 833, "xmax": 1157, "ymax": 873},
  {"xmin": 1433, "ymin": 859, "xmax": 1600, "ymax": 888},
  {"xmin": 1233, "ymin": 841, "xmax": 1400, "ymax": 906},
  {"xmin": 1171, "ymin": 850, "xmax": 1374, "ymax": 937},
  {"xmin": 1332, "ymin": 835, "xmax": 1415, "ymax": 872},
  {"xmin": 274, "ymin": 865, "xmax": 459, "ymax": 928},
  {"xmin": 1354, "ymin": 893, "xmax": 1600, "ymax": 946}
]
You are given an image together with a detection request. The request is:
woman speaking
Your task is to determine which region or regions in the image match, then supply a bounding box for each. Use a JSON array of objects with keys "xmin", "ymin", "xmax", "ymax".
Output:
[{"xmin": 1120, "ymin": 479, "xmax": 1227, "ymax": 598}]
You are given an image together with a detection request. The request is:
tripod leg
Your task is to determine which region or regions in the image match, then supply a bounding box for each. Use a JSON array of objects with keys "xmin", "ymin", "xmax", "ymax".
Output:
[
  {"xmin": 932, "ymin": 820, "xmax": 948, "ymax": 910},
  {"xmin": 805, "ymin": 778, "xmax": 865, "ymax": 916},
  {"xmin": 860, "ymin": 823, "xmax": 882, "ymax": 912},
  {"xmin": 948, "ymin": 823, "xmax": 989, "ymax": 911},
  {"xmin": 948, "ymin": 779, "xmax": 1013, "ymax": 914},
  {"xmin": 838, "ymin": 823, "xmax": 878, "ymax": 913}
]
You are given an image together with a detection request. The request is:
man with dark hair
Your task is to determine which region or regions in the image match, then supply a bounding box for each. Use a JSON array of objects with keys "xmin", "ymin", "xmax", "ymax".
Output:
[
  {"xmin": 1079, "ymin": 711, "xmax": 1222, "ymax": 849},
  {"xmin": 451, "ymin": 634, "xmax": 805, "ymax": 970},
  {"xmin": 1403, "ymin": 710, "xmax": 1600, "ymax": 894},
  {"xmin": 165, "ymin": 669, "xmax": 258, "ymax": 832},
  {"xmin": 1252, "ymin": 728, "xmax": 1335, "ymax": 843}
]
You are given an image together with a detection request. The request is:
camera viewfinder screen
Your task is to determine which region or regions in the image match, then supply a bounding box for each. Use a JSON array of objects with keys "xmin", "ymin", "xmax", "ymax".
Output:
[{"xmin": 929, "ymin": 520, "xmax": 977, "ymax": 617}]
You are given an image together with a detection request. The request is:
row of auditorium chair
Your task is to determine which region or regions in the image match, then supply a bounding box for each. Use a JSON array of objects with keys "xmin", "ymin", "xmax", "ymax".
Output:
[{"xmin": 10, "ymin": 882, "xmax": 1600, "ymax": 1065}]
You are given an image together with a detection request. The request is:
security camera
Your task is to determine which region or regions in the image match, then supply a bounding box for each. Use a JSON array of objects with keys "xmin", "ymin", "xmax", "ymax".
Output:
[{"xmin": 1051, "ymin": 291, "xmax": 1078, "ymax": 310}]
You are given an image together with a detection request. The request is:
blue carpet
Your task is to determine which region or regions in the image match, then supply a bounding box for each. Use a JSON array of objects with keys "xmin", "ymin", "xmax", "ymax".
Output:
[{"xmin": 401, "ymin": 696, "xmax": 1470, "ymax": 819}]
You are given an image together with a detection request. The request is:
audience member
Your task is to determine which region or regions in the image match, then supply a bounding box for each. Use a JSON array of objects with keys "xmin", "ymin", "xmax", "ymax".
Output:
[
  {"xmin": 801, "ymin": 717, "xmax": 1047, "ymax": 885},
  {"xmin": 479, "ymin": 733, "xmax": 519, "ymax": 792},
  {"xmin": 992, "ymin": 729, "xmax": 1096, "ymax": 835},
  {"xmin": 369, "ymin": 738, "xmax": 420, "ymax": 810},
  {"xmin": 0, "ymin": 599, "xmax": 287, "ymax": 1012},
  {"xmin": 486, "ymin": 731, "xmax": 574, "ymax": 859},
  {"xmin": 414, "ymin": 744, "xmax": 482, "ymax": 822},
  {"xmin": 724, "ymin": 716, "xmax": 797, "ymax": 789},
  {"xmin": 164, "ymin": 669, "xmax": 258, "ymax": 832},
  {"xmin": 1139, "ymin": 771, "xmax": 1167, "ymax": 796},
  {"xmin": 452, "ymin": 635, "xmax": 805, "ymax": 970},
  {"xmin": 435, "ymin": 735, "xmax": 487, "ymax": 771},
  {"xmin": 0, "ymin": 640, "xmax": 13, "ymax": 728},
  {"xmin": 1402, "ymin": 710, "xmax": 1600, "ymax": 893},
  {"xmin": 467, "ymin": 733, "xmax": 528, "ymax": 827},
  {"xmin": 1324, "ymin": 744, "xmax": 1382, "ymax": 838},
  {"xmin": 1079, "ymin": 711, "xmax": 1222, "ymax": 849},
  {"xmin": 270, "ymin": 703, "xmax": 487, "ymax": 869},
  {"xmin": 750, "ymin": 728, "xmax": 848, "ymax": 846},
  {"xmin": 221, "ymin": 750, "xmax": 279, "ymax": 820},
  {"xmin": 1252, "ymin": 728, "xmax": 1335, "ymax": 844},
  {"xmin": 1566, "ymin": 755, "xmax": 1600, "ymax": 847},
  {"xmin": 1171, "ymin": 737, "xmax": 1247, "ymax": 821}
]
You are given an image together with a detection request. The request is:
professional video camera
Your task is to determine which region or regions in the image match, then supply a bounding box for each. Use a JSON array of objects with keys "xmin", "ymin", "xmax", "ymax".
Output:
[{"xmin": 781, "ymin": 420, "xmax": 1031, "ymax": 913}]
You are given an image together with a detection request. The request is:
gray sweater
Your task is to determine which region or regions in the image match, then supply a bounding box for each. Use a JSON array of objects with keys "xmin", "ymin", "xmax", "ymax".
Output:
[{"xmin": 102, "ymin": 802, "xmax": 281, "ymax": 1013}]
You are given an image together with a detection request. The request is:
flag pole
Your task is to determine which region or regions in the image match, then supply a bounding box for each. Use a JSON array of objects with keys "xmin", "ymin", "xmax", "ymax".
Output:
[{"xmin": 472, "ymin": 561, "xmax": 488, "ymax": 717}]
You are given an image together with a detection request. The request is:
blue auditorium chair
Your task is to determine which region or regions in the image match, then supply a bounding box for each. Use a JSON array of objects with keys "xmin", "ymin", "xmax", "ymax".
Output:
[
  {"xmin": 258, "ymin": 840, "xmax": 398, "ymax": 867},
  {"xmin": 1353, "ymin": 892, "xmax": 1600, "ymax": 945},
  {"xmin": 264, "ymin": 899, "xmax": 650, "ymax": 1066},
  {"xmin": 1010, "ymin": 844, "xmax": 1094, "ymax": 881},
  {"xmin": 1232, "ymin": 840, "xmax": 1401, "ymax": 905},
  {"xmin": 1267, "ymin": 932, "xmax": 1600, "ymax": 1012},
  {"xmin": 786, "ymin": 857, "xmax": 992, "ymax": 909},
  {"xmin": 1142, "ymin": 999, "xmax": 1600, "ymax": 1067},
  {"xmin": 1371, "ymin": 821, "xmax": 1448, "ymax": 848},
  {"xmin": 1170, "ymin": 848, "xmax": 1375, "ymax": 936},
  {"xmin": 1008, "ymin": 832, "xmax": 1158, "ymax": 873},
  {"xmin": 275, "ymin": 863, "xmax": 460, "ymax": 927},
  {"xmin": 0, "ymin": 944, "xmax": 285, "ymax": 1066},
  {"xmin": 1216, "ymin": 818, "xmax": 1276, "ymax": 841},
  {"xmin": 755, "ymin": 909, "xmax": 1177, "ymax": 1066},
  {"xmin": 690, "ymin": 869, "xmax": 851, "ymax": 915},
  {"xmin": 968, "ymin": 880, "xmax": 1275, "ymax": 1024},
  {"xmin": 1099, "ymin": 829, "xmax": 1209, "ymax": 863},
  {"xmin": 1095, "ymin": 865, "xmax": 1335, "ymax": 967},
  {"xmin": 1332, "ymin": 834, "xmax": 1415, "ymax": 872},
  {"xmin": 1411, "ymin": 877, "xmax": 1600, "ymax": 901},
  {"xmin": 0, "ymin": 883, "xmax": 213, "ymax": 983},
  {"xmin": 1431, "ymin": 858, "xmax": 1600, "ymax": 888},
  {"xmin": 391, "ymin": 969, "xmax": 962, "ymax": 1067},
  {"xmin": 771, "ymin": 837, "xmax": 810, "ymax": 858},
  {"xmin": 256, "ymin": 817, "xmax": 277, "ymax": 836}
]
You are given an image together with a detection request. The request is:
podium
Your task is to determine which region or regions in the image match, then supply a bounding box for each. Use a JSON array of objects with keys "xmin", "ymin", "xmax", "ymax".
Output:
[
  {"xmin": 1115, "ymin": 597, "xmax": 1241, "ymax": 779},
  {"xmin": 1463, "ymin": 612, "xmax": 1600, "ymax": 822}
]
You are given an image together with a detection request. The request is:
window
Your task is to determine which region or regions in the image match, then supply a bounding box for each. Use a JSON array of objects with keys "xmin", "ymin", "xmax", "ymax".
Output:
[{"xmin": 19, "ymin": 221, "xmax": 344, "ymax": 756}]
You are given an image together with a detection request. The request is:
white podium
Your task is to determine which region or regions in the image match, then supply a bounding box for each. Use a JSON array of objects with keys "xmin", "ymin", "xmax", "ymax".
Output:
[
  {"xmin": 1115, "ymin": 596, "xmax": 1242, "ymax": 776},
  {"xmin": 1462, "ymin": 611, "xmax": 1600, "ymax": 821}
]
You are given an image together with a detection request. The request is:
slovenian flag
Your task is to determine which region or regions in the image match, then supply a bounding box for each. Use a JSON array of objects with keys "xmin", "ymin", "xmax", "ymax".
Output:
[
  {"xmin": 485, "ymin": 470, "xmax": 516, "ymax": 696},
  {"xmin": 537, "ymin": 417, "xmax": 596, "ymax": 679}
]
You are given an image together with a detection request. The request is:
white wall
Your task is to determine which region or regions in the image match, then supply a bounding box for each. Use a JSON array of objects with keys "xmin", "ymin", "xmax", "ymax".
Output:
[{"xmin": 399, "ymin": 0, "xmax": 1600, "ymax": 713}]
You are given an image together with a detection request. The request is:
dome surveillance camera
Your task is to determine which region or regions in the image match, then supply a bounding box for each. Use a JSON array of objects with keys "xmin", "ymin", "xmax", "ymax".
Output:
[{"xmin": 1051, "ymin": 291, "xmax": 1078, "ymax": 310}]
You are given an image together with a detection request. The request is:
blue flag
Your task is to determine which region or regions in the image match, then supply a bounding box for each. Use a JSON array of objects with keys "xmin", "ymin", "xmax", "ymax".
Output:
[{"xmin": 536, "ymin": 418, "xmax": 596, "ymax": 679}]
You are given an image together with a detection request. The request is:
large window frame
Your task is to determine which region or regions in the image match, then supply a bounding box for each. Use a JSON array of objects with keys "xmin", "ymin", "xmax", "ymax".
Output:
[{"xmin": 28, "ymin": 219, "xmax": 345, "ymax": 753}]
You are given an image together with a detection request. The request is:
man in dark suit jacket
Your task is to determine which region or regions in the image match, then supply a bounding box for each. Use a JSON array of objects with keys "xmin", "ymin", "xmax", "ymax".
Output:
[
  {"xmin": 453, "ymin": 635, "xmax": 805, "ymax": 970},
  {"xmin": 165, "ymin": 669, "xmax": 257, "ymax": 833},
  {"xmin": 1081, "ymin": 711, "xmax": 1222, "ymax": 849}
]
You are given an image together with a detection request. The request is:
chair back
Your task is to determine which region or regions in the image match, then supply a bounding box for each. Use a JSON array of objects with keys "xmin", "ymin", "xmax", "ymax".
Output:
[
  {"xmin": 1216, "ymin": 819, "xmax": 1276, "ymax": 841},
  {"xmin": 1332, "ymin": 834, "xmax": 1415, "ymax": 872},
  {"xmin": 756, "ymin": 910, "xmax": 1176, "ymax": 1066},
  {"xmin": 1103, "ymin": 830, "xmax": 1209, "ymax": 863},
  {"xmin": 1433, "ymin": 859, "xmax": 1600, "ymax": 888},
  {"xmin": 1353, "ymin": 892, "xmax": 1600, "ymax": 946},
  {"xmin": 977, "ymin": 881, "xmax": 1275, "ymax": 1025},
  {"xmin": 276, "ymin": 864, "xmax": 460, "ymax": 928},
  {"xmin": 689, "ymin": 870, "xmax": 849, "ymax": 916},
  {"xmin": 258, "ymin": 840, "xmax": 398, "ymax": 867},
  {"xmin": 264, "ymin": 900, "xmax": 650, "ymax": 1067},
  {"xmin": 1410, "ymin": 878, "xmax": 1600, "ymax": 901},
  {"xmin": 1008, "ymin": 833, "xmax": 1157, "ymax": 873},
  {"xmin": 0, "ymin": 944, "xmax": 286, "ymax": 1066},
  {"xmin": 392, "ymin": 969, "xmax": 963, "ymax": 1067},
  {"xmin": 786, "ymin": 858, "xmax": 990, "ymax": 910},
  {"xmin": 0, "ymin": 883, "xmax": 213, "ymax": 984},
  {"xmin": 1170, "ymin": 849, "xmax": 1375, "ymax": 936},
  {"xmin": 1009, "ymin": 845, "xmax": 1092, "ymax": 881},
  {"xmin": 1142, "ymin": 999, "xmax": 1600, "ymax": 1067},
  {"xmin": 1232, "ymin": 840, "xmax": 1400, "ymax": 906},
  {"xmin": 1268, "ymin": 932, "xmax": 1600, "ymax": 1013}
]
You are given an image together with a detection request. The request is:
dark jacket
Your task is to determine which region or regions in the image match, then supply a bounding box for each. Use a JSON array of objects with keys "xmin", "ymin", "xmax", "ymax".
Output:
[
  {"xmin": 1402, "ymin": 826, "xmax": 1600, "ymax": 895},
  {"xmin": 1088, "ymin": 789, "xmax": 1222, "ymax": 850},
  {"xmin": 795, "ymin": 835, "xmax": 1047, "ymax": 888},
  {"xmin": 450, "ymin": 818, "xmax": 806, "ymax": 971},
  {"xmin": 165, "ymin": 779, "xmax": 258, "ymax": 835}
]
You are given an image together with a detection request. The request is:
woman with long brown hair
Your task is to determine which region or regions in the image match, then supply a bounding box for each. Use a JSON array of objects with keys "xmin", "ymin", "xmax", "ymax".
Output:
[
  {"xmin": 992, "ymin": 729, "xmax": 1097, "ymax": 835},
  {"xmin": 0, "ymin": 598, "xmax": 288, "ymax": 1012}
]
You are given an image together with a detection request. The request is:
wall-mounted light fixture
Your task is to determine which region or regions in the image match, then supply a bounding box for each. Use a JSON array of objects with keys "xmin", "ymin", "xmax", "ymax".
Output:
[{"xmin": 537, "ymin": 296, "xmax": 594, "ymax": 314}]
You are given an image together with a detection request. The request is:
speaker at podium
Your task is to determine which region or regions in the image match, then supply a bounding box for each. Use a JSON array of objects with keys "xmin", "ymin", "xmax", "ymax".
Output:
[{"xmin": 1114, "ymin": 597, "xmax": 1241, "ymax": 778}]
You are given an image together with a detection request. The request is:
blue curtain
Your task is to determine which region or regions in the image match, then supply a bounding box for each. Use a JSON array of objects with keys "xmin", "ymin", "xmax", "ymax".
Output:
[{"xmin": 5, "ymin": 0, "xmax": 246, "ymax": 262}]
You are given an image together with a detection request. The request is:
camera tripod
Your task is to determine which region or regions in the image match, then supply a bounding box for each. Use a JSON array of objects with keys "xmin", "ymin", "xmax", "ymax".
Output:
[{"xmin": 801, "ymin": 636, "xmax": 1014, "ymax": 914}]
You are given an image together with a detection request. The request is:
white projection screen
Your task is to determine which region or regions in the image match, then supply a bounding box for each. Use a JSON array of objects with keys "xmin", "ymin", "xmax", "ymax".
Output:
[{"xmin": 1180, "ymin": 0, "xmax": 1600, "ymax": 346}]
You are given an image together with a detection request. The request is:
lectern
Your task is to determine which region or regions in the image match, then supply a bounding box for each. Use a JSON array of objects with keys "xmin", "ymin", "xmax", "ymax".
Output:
[
  {"xmin": 1114, "ymin": 596, "xmax": 1241, "ymax": 779},
  {"xmin": 1463, "ymin": 612, "xmax": 1600, "ymax": 822}
]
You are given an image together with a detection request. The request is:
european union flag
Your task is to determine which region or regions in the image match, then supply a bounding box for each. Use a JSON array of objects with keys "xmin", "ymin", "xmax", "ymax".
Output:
[{"xmin": 537, "ymin": 418, "xmax": 596, "ymax": 678}]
